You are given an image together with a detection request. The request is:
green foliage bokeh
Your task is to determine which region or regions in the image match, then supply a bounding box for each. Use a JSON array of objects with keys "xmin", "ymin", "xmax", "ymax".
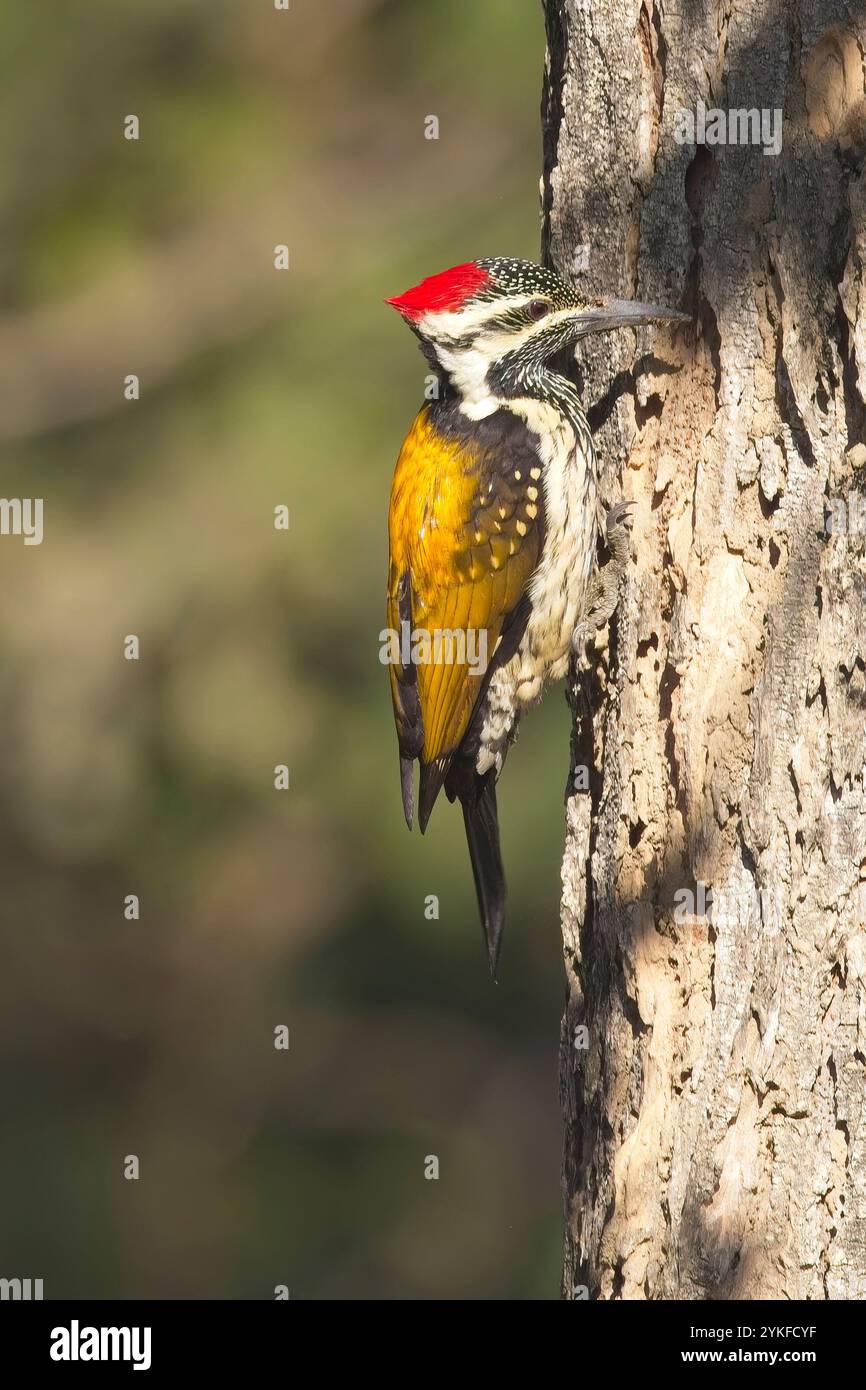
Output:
[{"xmin": 0, "ymin": 0, "xmax": 569, "ymax": 1299}]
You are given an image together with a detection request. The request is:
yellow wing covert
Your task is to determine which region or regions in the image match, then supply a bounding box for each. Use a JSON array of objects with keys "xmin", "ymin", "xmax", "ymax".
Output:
[{"xmin": 386, "ymin": 404, "xmax": 543, "ymax": 825}]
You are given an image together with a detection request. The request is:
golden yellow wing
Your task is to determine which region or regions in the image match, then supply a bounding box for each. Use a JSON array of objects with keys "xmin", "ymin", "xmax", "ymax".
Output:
[{"xmin": 386, "ymin": 404, "xmax": 543, "ymax": 826}]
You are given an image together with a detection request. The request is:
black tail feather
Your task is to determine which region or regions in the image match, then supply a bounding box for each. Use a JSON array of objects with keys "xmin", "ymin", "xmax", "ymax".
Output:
[
  {"xmin": 418, "ymin": 759, "xmax": 447, "ymax": 834},
  {"xmin": 459, "ymin": 773, "xmax": 506, "ymax": 977}
]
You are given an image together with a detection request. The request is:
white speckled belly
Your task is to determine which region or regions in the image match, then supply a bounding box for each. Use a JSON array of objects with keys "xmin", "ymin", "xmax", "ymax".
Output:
[{"xmin": 476, "ymin": 405, "xmax": 597, "ymax": 777}]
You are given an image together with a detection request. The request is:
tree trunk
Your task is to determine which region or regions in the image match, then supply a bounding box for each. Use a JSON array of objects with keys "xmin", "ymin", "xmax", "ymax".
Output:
[{"xmin": 544, "ymin": 0, "xmax": 866, "ymax": 1300}]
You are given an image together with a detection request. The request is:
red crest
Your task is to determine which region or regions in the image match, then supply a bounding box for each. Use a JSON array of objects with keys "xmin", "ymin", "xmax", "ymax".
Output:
[{"xmin": 386, "ymin": 262, "xmax": 491, "ymax": 321}]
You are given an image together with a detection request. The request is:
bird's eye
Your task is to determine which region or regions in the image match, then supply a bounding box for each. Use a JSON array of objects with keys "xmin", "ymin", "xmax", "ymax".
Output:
[{"xmin": 527, "ymin": 299, "xmax": 550, "ymax": 321}]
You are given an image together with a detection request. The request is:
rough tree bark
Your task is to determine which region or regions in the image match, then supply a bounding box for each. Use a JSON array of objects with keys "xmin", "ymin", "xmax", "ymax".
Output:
[{"xmin": 542, "ymin": 0, "xmax": 866, "ymax": 1299}]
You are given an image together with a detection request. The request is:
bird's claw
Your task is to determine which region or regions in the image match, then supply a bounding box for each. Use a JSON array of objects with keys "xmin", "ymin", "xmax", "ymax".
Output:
[
  {"xmin": 571, "ymin": 500, "xmax": 635, "ymax": 655},
  {"xmin": 606, "ymin": 499, "xmax": 634, "ymax": 536}
]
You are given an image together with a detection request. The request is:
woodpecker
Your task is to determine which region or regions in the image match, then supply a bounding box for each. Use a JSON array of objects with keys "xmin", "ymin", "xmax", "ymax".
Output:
[{"xmin": 385, "ymin": 257, "xmax": 685, "ymax": 975}]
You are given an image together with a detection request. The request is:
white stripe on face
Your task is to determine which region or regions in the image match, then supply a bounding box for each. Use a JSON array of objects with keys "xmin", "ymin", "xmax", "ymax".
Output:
[
  {"xmin": 415, "ymin": 293, "xmax": 567, "ymax": 342},
  {"xmin": 421, "ymin": 298, "xmax": 576, "ymax": 344},
  {"xmin": 428, "ymin": 304, "xmax": 579, "ymax": 415}
]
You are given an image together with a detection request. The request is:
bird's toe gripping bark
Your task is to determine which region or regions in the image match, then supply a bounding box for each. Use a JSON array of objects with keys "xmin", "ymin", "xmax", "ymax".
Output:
[{"xmin": 571, "ymin": 500, "xmax": 634, "ymax": 655}]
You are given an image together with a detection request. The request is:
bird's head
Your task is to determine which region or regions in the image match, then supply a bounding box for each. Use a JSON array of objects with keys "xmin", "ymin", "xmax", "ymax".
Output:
[{"xmin": 386, "ymin": 256, "xmax": 687, "ymax": 408}]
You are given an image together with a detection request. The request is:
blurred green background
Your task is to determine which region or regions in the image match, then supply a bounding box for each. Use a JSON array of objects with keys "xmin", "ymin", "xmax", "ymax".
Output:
[{"xmin": 0, "ymin": 0, "xmax": 572, "ymax": 1298}]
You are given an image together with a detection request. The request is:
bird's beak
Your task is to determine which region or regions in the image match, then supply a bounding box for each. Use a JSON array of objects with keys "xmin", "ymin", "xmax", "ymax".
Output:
[{"xmin": 570, "ymin": 297, "xmax": 690, "ymax": 338}]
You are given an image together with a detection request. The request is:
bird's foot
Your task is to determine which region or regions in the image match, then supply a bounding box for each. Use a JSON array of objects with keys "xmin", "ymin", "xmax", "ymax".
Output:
[
  {"xmin": 604, "ymin": 499, "xmax": 634, "ymax": 565},
  {"xmin": 571, "ymin": 500, "xmax": 634, "ymax": 655}
]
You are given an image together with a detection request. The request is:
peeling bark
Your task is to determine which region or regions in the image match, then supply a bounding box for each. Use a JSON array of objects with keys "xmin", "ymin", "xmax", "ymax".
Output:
[{"xmin": 544, "ymin": 0, "xmax": 866, "ymax": 1300}]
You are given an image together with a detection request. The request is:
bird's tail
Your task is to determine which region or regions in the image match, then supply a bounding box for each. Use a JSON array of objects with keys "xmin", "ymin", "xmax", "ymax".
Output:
[{"xmin": 459, "ymin": 772, "xmax": 506, "ymax": 977}]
